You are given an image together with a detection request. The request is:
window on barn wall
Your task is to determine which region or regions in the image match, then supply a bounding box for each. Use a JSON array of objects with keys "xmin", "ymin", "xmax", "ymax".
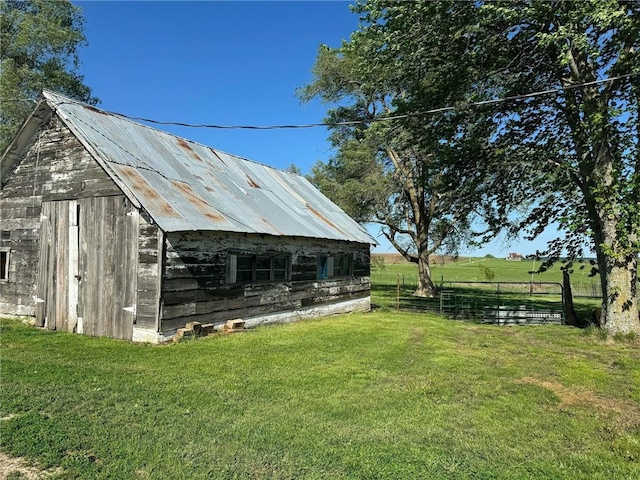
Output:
[
  {"xmin": 317, "ymin": 255, "xmax": 353, "ymax": 280},
  {"xmin": 226, "ymin": 253, "xmax": 290, "ymax": 283},
  {"xmin": 333, "ymin": 255, "xmax": 353, "ymax": 277},
  {"xmin": 0, "ymin": 249, "xmax": 10, "ymax": 281}
]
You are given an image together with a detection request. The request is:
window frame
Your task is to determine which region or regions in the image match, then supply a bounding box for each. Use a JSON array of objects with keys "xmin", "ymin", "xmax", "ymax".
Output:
[
  {"xmin": 0, "ymin": 248, "xmax": 10, "ymax": 282},
  {"xmin": 226, "ymin": 252, "xmax": 290, "ymax": 284},
  {"xmin": 317, "ymin": 254, "xmax": 353, "ymax": 280}
]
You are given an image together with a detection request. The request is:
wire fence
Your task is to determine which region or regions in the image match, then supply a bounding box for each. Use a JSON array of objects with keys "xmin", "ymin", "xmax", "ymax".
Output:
[
  {"xmin": 371, "ymin": 274, "xmax": 570, "ymax": 325},
  {"xmin": 372, "ymin": 272, "xmax": 604, "ymax": 298}
]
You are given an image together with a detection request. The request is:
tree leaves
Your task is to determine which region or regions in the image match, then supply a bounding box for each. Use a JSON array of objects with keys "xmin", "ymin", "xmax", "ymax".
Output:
[
  {"xmin": 301, "ymin": 1, "xmax": 500, "ymax": 295},
  {"xmin": 0, "ymin": 0, "xmax": 97, "ymax": 152},
  {"xmin": 302, "ymin": 0, "xmax": 638, "ymax": 317}
]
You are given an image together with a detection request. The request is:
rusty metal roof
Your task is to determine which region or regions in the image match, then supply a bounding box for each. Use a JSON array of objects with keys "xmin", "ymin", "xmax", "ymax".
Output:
[{"xmin": 41, "ymin": 90, "xmax": 375, "ymax": 244}]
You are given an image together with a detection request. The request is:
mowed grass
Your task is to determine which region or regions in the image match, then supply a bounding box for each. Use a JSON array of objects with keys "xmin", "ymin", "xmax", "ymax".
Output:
[{"xmin": 2, "ymin": 313, "xmax": 640, "ymax": 479}]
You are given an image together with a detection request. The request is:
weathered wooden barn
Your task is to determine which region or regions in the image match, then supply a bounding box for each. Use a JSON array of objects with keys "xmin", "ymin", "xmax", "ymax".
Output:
[{"xmin": 0, "ymin": 90, "xmax": 374, "ymax": 342}]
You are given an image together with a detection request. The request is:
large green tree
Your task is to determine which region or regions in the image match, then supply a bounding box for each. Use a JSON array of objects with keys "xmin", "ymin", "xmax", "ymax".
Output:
[
  {"xmin": 301, "ymin": 1, "xmax": 498, "ymax": 297},
  {"xmin": 478, "ymin": 0, "xmax": 639, "ymax": 334},
  {"xmin": 0, "ymin": 0, "xmax": 97, "ymax": 152},
  {"xmin": 305, "ymin": 0, "xmax": 639, "ymax": 333}
]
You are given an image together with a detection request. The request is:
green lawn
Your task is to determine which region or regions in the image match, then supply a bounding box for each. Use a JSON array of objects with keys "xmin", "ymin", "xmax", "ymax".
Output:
[{"xmin": 2, "ymin": 313, "xmax": 639, "ymax": 479}]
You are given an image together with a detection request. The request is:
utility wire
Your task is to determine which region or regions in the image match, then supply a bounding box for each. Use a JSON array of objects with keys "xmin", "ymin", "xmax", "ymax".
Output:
[
  {"xmin": 109, "ymin": 72, "xmax": 639, "ymax": 129},
  {"xmin": 30, "ymin": 71, "xmax": 640, "ymax": 130}
]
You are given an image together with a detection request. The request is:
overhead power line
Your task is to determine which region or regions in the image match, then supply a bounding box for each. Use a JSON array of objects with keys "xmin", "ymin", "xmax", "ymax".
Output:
[{"xmin": 51, "ymin": 72, "xmax": 640, "ymax": 130}]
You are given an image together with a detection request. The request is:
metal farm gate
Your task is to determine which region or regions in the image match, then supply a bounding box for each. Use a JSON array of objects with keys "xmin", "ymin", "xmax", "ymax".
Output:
[{"xmin": 383, "ymin": 279, "xmax": 565, "ymax": 325}]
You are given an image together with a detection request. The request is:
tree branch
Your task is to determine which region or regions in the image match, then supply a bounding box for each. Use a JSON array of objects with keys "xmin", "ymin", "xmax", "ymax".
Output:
[{"xmin": 383, "ymin": 229, "xmax": 418, "ymax": 263}]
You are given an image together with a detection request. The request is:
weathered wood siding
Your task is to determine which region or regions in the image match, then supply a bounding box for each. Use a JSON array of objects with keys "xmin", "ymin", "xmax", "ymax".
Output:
[
  {"xmin": 1, "ymin": 109, "xmax": 370, "ymax": 341},
  {"xmin": 160, "ymin": 231, "xmax": 370, "ymax": 331},
  {"xmin": 1, "ymin": 115, "xmax": 122, "ymax": 316},
  {"xmin": 136, "ymin": 213, "xmax": 161, "ymax": 331},
  {"xmin": 1, "ymin": 115, "xmax": 156, "ymax": 341}
]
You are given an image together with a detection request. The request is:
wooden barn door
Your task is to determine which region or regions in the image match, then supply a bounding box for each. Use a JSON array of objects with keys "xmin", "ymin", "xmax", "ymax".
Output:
[
  {"xmin": 78, "ymin": 196, "xmax": 138, "ymax": 339},
  {"xmin": 36, "ymin": 196, "xmax": 138, "ymax": 339}
]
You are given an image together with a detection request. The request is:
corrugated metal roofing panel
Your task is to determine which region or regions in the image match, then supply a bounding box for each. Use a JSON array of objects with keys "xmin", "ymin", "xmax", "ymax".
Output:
[{"xmin": 42, "ymin": 90, "xmax": 375, "ymax": 244}]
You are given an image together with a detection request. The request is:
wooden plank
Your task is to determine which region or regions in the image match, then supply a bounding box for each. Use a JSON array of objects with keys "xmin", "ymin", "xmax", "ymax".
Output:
[
  {"xmin": 163, "ymin": 287, "xmax": 238, "ymax": 305},
  {"xmin": 55, "ymin": 201, "xmax": 70, "ymax": 332},
  {"xmin": 162, "ymin": 276, "xmax": 223, "ymax": 291},
  {"xmin": 301, "ymin": 289, "xmax": 370, "ymax": 308},
  {"xmin": 101, "ymin": 197, "xmax": 117, "ymax": 338},
  {"xmin": 93, "ymin": 196, "xmax": 107, "ymax": 337},
  {"xmin": 111, "ymin": 198, "xmax": 123, "ymax": 338},
  {"xmin": 1, "ymin": 281, "xmax": 35, "ymax": 296},
  {"xmin": 138, "ymin": 251, "xmax": 158, "ymax": 264},
  {"xmin": 0, "ymin": 197, "xmax": 44, "ymax": 209},
  {"xmin": 0, "ymin": 217, "xmax": 40, "ymax": 230},
  {"xmin": 80, "ymin": 197, "xmax": 98, "ymax": 336},
  {"xmin": 77, "ymin": 199, "xmax": 87, "ymax": 334},
  {"xmin": 135, "ymin": 214, "xmax": 160, "ymax": 333},
  {"xmin": 43, "ymin": 203, "xmax": 54, "ymax": 329},
  {"xmin": 45, "ymin": 203, "xmax": 58, "ymax": 330},
  {"xmin": 67, "ymin": 201, "xmax": 79, "ymax": 332},
  {"xmin": 122, "ymin": 200, "xmax": 138, "ymax": 341},
  {"xmin": 2, "ymin": 228, "xmax": 38, "ymax": 240},
  {"xmin": 163, "ymin": 263, "xmax": 225, "ymax": 280},
  {"xmin": 34, "ymin": 203, "xmax": 51, "ymax": 327},
  {"xmin": 137, "ymin": 274, "xmax": 158, "ymax": 292},
  {"xmin": 156, "ymin": 229, "xmax": 166, "ymax": 332},
  {"xmin": 135, "ymin": 303, "xmax": 157, "ymax": 329}
]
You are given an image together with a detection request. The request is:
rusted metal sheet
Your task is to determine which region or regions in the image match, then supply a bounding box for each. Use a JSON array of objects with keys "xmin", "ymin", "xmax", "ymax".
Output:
[
  {"xmin": 42, "ymin": 90, "xmax": 375, "ymax": 244},
  {"xmin": 111, "ymin": 165, "xmax": 181, "ymax": 219}
]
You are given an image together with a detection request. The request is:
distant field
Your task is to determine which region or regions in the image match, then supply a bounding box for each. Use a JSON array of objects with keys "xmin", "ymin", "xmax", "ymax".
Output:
[{"xmin": 372, "ymin": 254, "xmax": 603, "ymax": 294}]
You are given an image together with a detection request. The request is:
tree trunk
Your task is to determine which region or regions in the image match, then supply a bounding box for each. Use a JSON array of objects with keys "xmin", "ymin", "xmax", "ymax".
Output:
[
  {"xmin": 593, "ymin": 217, "xmax": 640, "ymax": 334},
  {"xmin": 582, "ymin": 117, "xmax": 640, "ymax": 334},
  {"xmin": 414, "ymin": 250, "xmax": 437, "ymax": 297},
  {"xmin": 562, "ymin": 270, "xmax": 578, "ymax": 327},
  {"xmin": 600, "ymin": 252, "xmax": 639, "ymax": 335}
]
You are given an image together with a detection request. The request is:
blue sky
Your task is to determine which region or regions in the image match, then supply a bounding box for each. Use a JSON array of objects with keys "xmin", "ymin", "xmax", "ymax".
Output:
[{"xmin": 73, "ymin": 0, "xmax": 555, "ymax": 256}]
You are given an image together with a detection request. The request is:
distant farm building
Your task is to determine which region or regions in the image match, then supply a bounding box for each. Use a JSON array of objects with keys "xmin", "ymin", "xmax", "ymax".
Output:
[
  {"xmin": 506, "ymin": 252, "xmax": 524, "ymax": 261},
  {"xmin": 0, "ymin": 91, "xmax": 375, "ymax": 342}
]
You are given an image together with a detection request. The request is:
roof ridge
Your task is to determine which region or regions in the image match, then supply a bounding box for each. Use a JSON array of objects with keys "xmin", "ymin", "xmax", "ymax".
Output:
[{"xmin": 41, "ymin": 89, "xmax": 298, "ymax": 176}]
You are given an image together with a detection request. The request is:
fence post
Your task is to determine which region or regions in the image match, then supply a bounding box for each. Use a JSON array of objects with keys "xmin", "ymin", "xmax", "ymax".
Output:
[{"xmin": 397, "ymin": 273, "xmax": 400, "ymax": 311}]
